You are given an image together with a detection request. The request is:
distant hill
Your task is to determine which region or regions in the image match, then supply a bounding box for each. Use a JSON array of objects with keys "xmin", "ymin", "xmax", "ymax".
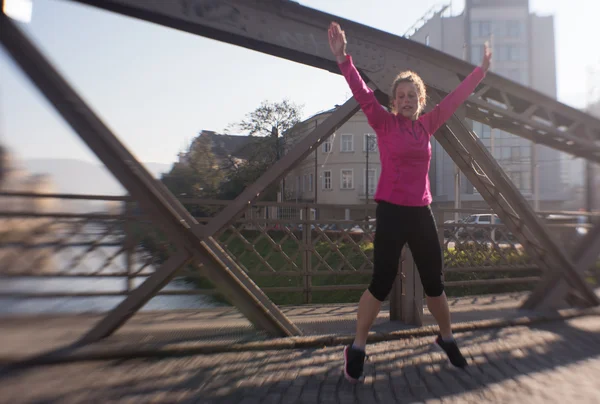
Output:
[{"xmin": 23, "ymin": 158, "xmax": 172, "ymax": 196}]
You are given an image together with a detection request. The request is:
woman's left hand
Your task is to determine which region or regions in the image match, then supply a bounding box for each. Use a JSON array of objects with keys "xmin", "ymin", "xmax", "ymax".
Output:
[{"xmin": 481, "ymin": 42, "xmax": 492, "ymax": 73}]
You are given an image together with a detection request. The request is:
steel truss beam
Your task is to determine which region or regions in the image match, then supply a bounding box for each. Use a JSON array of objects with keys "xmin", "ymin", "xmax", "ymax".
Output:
[
  {"xmin": 426, "ymin": 90, "xmax": 599, "ymax": 309},
  {"xmin": 0, "ymin": 11, "xmax": 305, "ymax": 340},
  {"xmin": 3, "ymin": 0, "xmax": 596, "ymax": 338},
  {"xmin": 63, "ymin": 0, "xmax": 599, "ymax": 311},
  {"xmin": 70, "ymin": 0, "xmax": 600, "ymax": 163},
  {"xmin": 523, "ymin": 222, "xmax": 600, "ymax": 309}
]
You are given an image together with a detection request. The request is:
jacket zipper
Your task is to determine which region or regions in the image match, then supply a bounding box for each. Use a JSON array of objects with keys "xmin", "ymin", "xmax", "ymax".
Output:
[{"xmin": 411, "ymin": 120, "xmax": 418, "ymax": 140}]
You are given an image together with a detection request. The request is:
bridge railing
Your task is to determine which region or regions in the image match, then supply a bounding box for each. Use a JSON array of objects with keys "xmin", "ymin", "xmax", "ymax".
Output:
[{"xmin": 0, "ymin": 192, "xmax": 598, "ymax": 312}]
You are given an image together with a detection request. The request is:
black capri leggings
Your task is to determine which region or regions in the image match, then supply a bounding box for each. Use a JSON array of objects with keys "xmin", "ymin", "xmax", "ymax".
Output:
[{"xmin": 368, "ymin": 201, "xmax": 444, "ymax": 301}]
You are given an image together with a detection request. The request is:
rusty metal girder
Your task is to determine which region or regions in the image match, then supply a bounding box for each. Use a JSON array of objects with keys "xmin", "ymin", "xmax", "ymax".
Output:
[
  {"xmin": 70, "ymin": 0, "xmax": 600, "ymax": 163},
  {"xmin": 0, "ymin": 11, "xmax": 303, "ymax": 340}
]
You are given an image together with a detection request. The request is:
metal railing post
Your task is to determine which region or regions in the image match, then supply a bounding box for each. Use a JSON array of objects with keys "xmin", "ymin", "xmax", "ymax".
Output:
[
  {"xmin": 123, "ymin": 199, "xmax": 135, "ymax": 293},
  {"xmin": 302, "ymin": 205, "xmax": 312, "ymax": 304}
]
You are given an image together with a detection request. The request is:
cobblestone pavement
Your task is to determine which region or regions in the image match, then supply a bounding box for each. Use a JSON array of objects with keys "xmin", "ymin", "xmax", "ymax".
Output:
[{"xmin": 1, "ymin": 315, "xmax": 599, "ymax": 403}]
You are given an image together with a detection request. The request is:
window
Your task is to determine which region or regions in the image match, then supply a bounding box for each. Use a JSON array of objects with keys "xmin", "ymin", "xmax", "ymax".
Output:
[
  {"xmin": 364, "ymin": 169, "xmax": 376, "ymax": 196},
  {"xmin": 496, "ymin": 45, "xmax": 508, "ymax": 61},
  {"xmin": 473, "ymin": 20, "xmax": 522, "ymax": 40},
  {"xmin": 471, "ymin": 45, "xmax": 484, "ymax": 64},
  {"xmin": 507, "ymin": 21, "xmax": 522, "ymax": 38},
  {"xmin": 364, "ymin": 134, "xmax": 377, "ymax": 152},
  {"xmin": 480, "ymin": 21, "xmax": 492, "ymax": 37},
  {"xmin": 322, "ymin": 170, "xmax": 332, "ymax": 190},
  {"xmin": 322, "ymin": 137, "xmax": 333, "ymax": 153},
  {"xmin": 521, "ymin": 170, "xmax": 532, "ymax": 191},
  {"xmin": 341, "ymin": 169, "xmax": 354, "ymax": 189},
  {"xmin": 296, "ymin": 176, "xmax": 301, "ymax": 194},
  {"xmin": 473, "ymin": 122, "xmax": 492, "ymax": 139},
  {"xmin": 508, "ymin": 171, "xmax": 522, "ymax": 190},
  {"xmin": 483, "ymin": 125, "xmax": 492, "ymax": 139},
  {"xmin": 496, "ymin": 45, "xmax": 527, "ymax": 62},
  {"xmin": 478, "ymin": 215, "xmax": 492, "ymax": 224},
  {"xmin": 493, "ymin": 21, "xmax": 507, "ymax": 38},
  {"xmin": 340, "ymin": 134, "xmax": 354, "ymax": 152},
  {"xmin": 499, "ymin": 68, "xmax": 528, "ymax": 85},
  {"xmin": 508, "ymin": 45, "xmax": 526, "ymax": 61},
  {"xmin": 425, "ymin": 35, "xmax": 430, "ymax": 46},
  {"xmin": 463, "ymin": 176, "xmax": 475, "ymax": 195},
  {"xmin": 471, "ymin": 21, "xmax": 491, "ymax": 38},
  {"xmin": 308, "ymin": 173, "xmax": 313, "ymax": 192},
  {"xmin": 494, "ymin": 146, "xmax": 511, "ymax": 160},
  {"xmin": 465, "ymin": 215, "xmax": 477, "ymax": 224},
  {"xmin": 511, "ymin": 146, "xmax": 521, "ymax": 161},
  {"xmin": 496, "ymin": 130, "xmax": 511, "ymax": 139}
]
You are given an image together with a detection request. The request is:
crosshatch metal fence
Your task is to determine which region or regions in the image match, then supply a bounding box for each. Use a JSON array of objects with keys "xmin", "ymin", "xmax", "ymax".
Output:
[{"xmin": 1, "ymin": 192, "xmax": 598, "ymax": 309}]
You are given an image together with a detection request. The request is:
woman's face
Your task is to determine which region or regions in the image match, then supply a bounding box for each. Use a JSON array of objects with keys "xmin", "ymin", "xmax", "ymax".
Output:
[{"xmin": 393, "ymin": 82, "xmax": 422, "ymax": 119}]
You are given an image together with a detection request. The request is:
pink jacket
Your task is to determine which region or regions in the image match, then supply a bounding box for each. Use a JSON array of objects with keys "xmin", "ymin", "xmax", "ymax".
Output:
[{"xmin": 338, "ymin": 55, "xmax": 485, "ymax": 207}]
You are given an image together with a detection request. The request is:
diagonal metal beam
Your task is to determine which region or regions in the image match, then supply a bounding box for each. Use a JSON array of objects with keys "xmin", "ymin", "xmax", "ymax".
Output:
[
  {"xmin": 523, "ymin": 222, "xmax": 600, "ymax": 309},
  {"xmin": 425, "ymin": 91, "xmax": 599, "ymax": 309},
  {"xmin": 441, "ymin": 121, "xmax": 598, "ymax": 308},
  {"xmin": 0, "ymin": 11, "xmax": 301, "ymax": 339},
  {"xmin": 80, "ymin": 249, "xmax": 192, "ymax": 344},
  {"xmin": 571, "ymin": 223, "xmax": 600, "ymax": 277}
]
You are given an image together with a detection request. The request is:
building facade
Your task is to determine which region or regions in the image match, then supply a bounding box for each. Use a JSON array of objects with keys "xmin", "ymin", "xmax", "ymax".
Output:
[
  {"xmin": 562, "ymin": 100, "xmax": 600, "ymax": 211},
  {"xmin": 409, "ymin": 0, "xmax": 566, "ymax": 209},
  {"xmin": 284, "ymin": 107, "xmax": 380, "ymax": 209}
]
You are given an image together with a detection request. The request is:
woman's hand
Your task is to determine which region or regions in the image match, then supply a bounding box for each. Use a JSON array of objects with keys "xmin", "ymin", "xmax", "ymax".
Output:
[
  {"xmin": 481, "ymin": 41, "xmax": 492, "ymax": 73},
  {"xmin": 328, "ymin": 22, "xmax": 347, "ymax": 64}
]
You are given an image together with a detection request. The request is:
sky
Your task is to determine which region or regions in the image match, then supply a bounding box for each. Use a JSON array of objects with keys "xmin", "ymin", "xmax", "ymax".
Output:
[{"xmin": 1, "ymin": 0, "xmax": 599, "ymax": 168}]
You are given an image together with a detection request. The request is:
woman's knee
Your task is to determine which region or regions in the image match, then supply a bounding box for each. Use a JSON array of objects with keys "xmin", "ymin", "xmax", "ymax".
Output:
[
  {"xmin": 368, "ymin": 271, "xmax": 396, "ymax": 301},
  {"xmin": 423, "ymin": 281, "xmax": 444, "ymax": 297}
]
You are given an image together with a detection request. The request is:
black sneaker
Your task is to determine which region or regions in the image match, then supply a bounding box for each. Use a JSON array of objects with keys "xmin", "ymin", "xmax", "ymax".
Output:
[
  {"xmin": 343, "ymin": 345, "xmax": 366, "ymax": 383},
  {"xmin": 434, "ymin": 335, "xmax": 468, "ymax": 368}
]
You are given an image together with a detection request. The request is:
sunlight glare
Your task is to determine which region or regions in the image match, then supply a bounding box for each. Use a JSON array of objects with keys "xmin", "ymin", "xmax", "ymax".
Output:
[{"xmin": 3, "ymin": 0, "xmax": 32, "ymax": 23}]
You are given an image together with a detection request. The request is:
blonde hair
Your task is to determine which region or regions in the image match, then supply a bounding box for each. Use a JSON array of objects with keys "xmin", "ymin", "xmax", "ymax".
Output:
[{"xmin": 390, "ymin": 71, "xmax": 427, "ymax": 115}]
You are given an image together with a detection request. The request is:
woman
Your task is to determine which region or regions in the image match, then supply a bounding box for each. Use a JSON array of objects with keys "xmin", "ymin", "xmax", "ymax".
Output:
[{"xmin": 327, "ymin": 21, "xmax": 492, "ymax": 383}]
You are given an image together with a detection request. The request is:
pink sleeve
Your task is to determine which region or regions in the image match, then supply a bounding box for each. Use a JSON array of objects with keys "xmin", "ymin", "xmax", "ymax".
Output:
[
  {"xmin": 338, "ymin": 55, "xmax": 391, "ymax": 132},
  {"xmin": 421, "ymin": 66, "xmax": 486, "ymax": 135}
]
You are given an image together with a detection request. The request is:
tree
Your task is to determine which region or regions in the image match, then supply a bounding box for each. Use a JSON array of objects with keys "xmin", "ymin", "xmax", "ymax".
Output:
[
  {"xmin": 229, "ymin": 99, "xmax": 303, "ymax": 138},
  {"xmin": 223, "ymin": 99, "xmax": 303, "ymax": 200},
  {"xmin": 161, "ymin": 134, "xmax": 224, "ymax": 216},
  {"xmin": 161, "ymin": 99, "xmax": 304, "ymax": 205},
  {"xmin": 227, "ymin": 99, "xmax": 302, "ymax": 163}
]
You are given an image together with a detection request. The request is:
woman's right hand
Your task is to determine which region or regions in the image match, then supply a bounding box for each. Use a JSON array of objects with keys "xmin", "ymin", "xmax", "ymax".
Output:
[{"xmin": 328, "ymin": 22, "xmax": 347, "ymax": 63}]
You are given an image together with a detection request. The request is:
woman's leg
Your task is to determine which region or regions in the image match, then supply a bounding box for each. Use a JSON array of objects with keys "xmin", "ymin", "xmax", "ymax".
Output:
[
  {"xmin": 352, "ymin": 289, "xmax": 383, "ymax": 349},
  {"xmin": 426, "ymin": 292, "xmax": 452, "ymax": 339},
  {"xmin": 357, "ymin": 202, "xmax": 406, "ymax": 345},
  {"xmin": 344, "ymin": 202, "xmax": 406, "ymax": 382},
  {"xmin": 407, "ymin": 206, "xmax": 467, "ymax": 367}
]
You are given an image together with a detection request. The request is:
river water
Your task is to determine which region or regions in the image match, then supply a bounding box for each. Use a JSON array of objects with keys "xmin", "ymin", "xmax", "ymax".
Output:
[{"xmin": 0, "ymin": 223, "xmax": 218, "ymax": 315}]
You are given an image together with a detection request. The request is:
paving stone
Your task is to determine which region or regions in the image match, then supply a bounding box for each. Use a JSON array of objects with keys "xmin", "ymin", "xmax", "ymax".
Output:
[{"xmin": 2, "ymin": 316, "xmax": 600, "ymax": 403}]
